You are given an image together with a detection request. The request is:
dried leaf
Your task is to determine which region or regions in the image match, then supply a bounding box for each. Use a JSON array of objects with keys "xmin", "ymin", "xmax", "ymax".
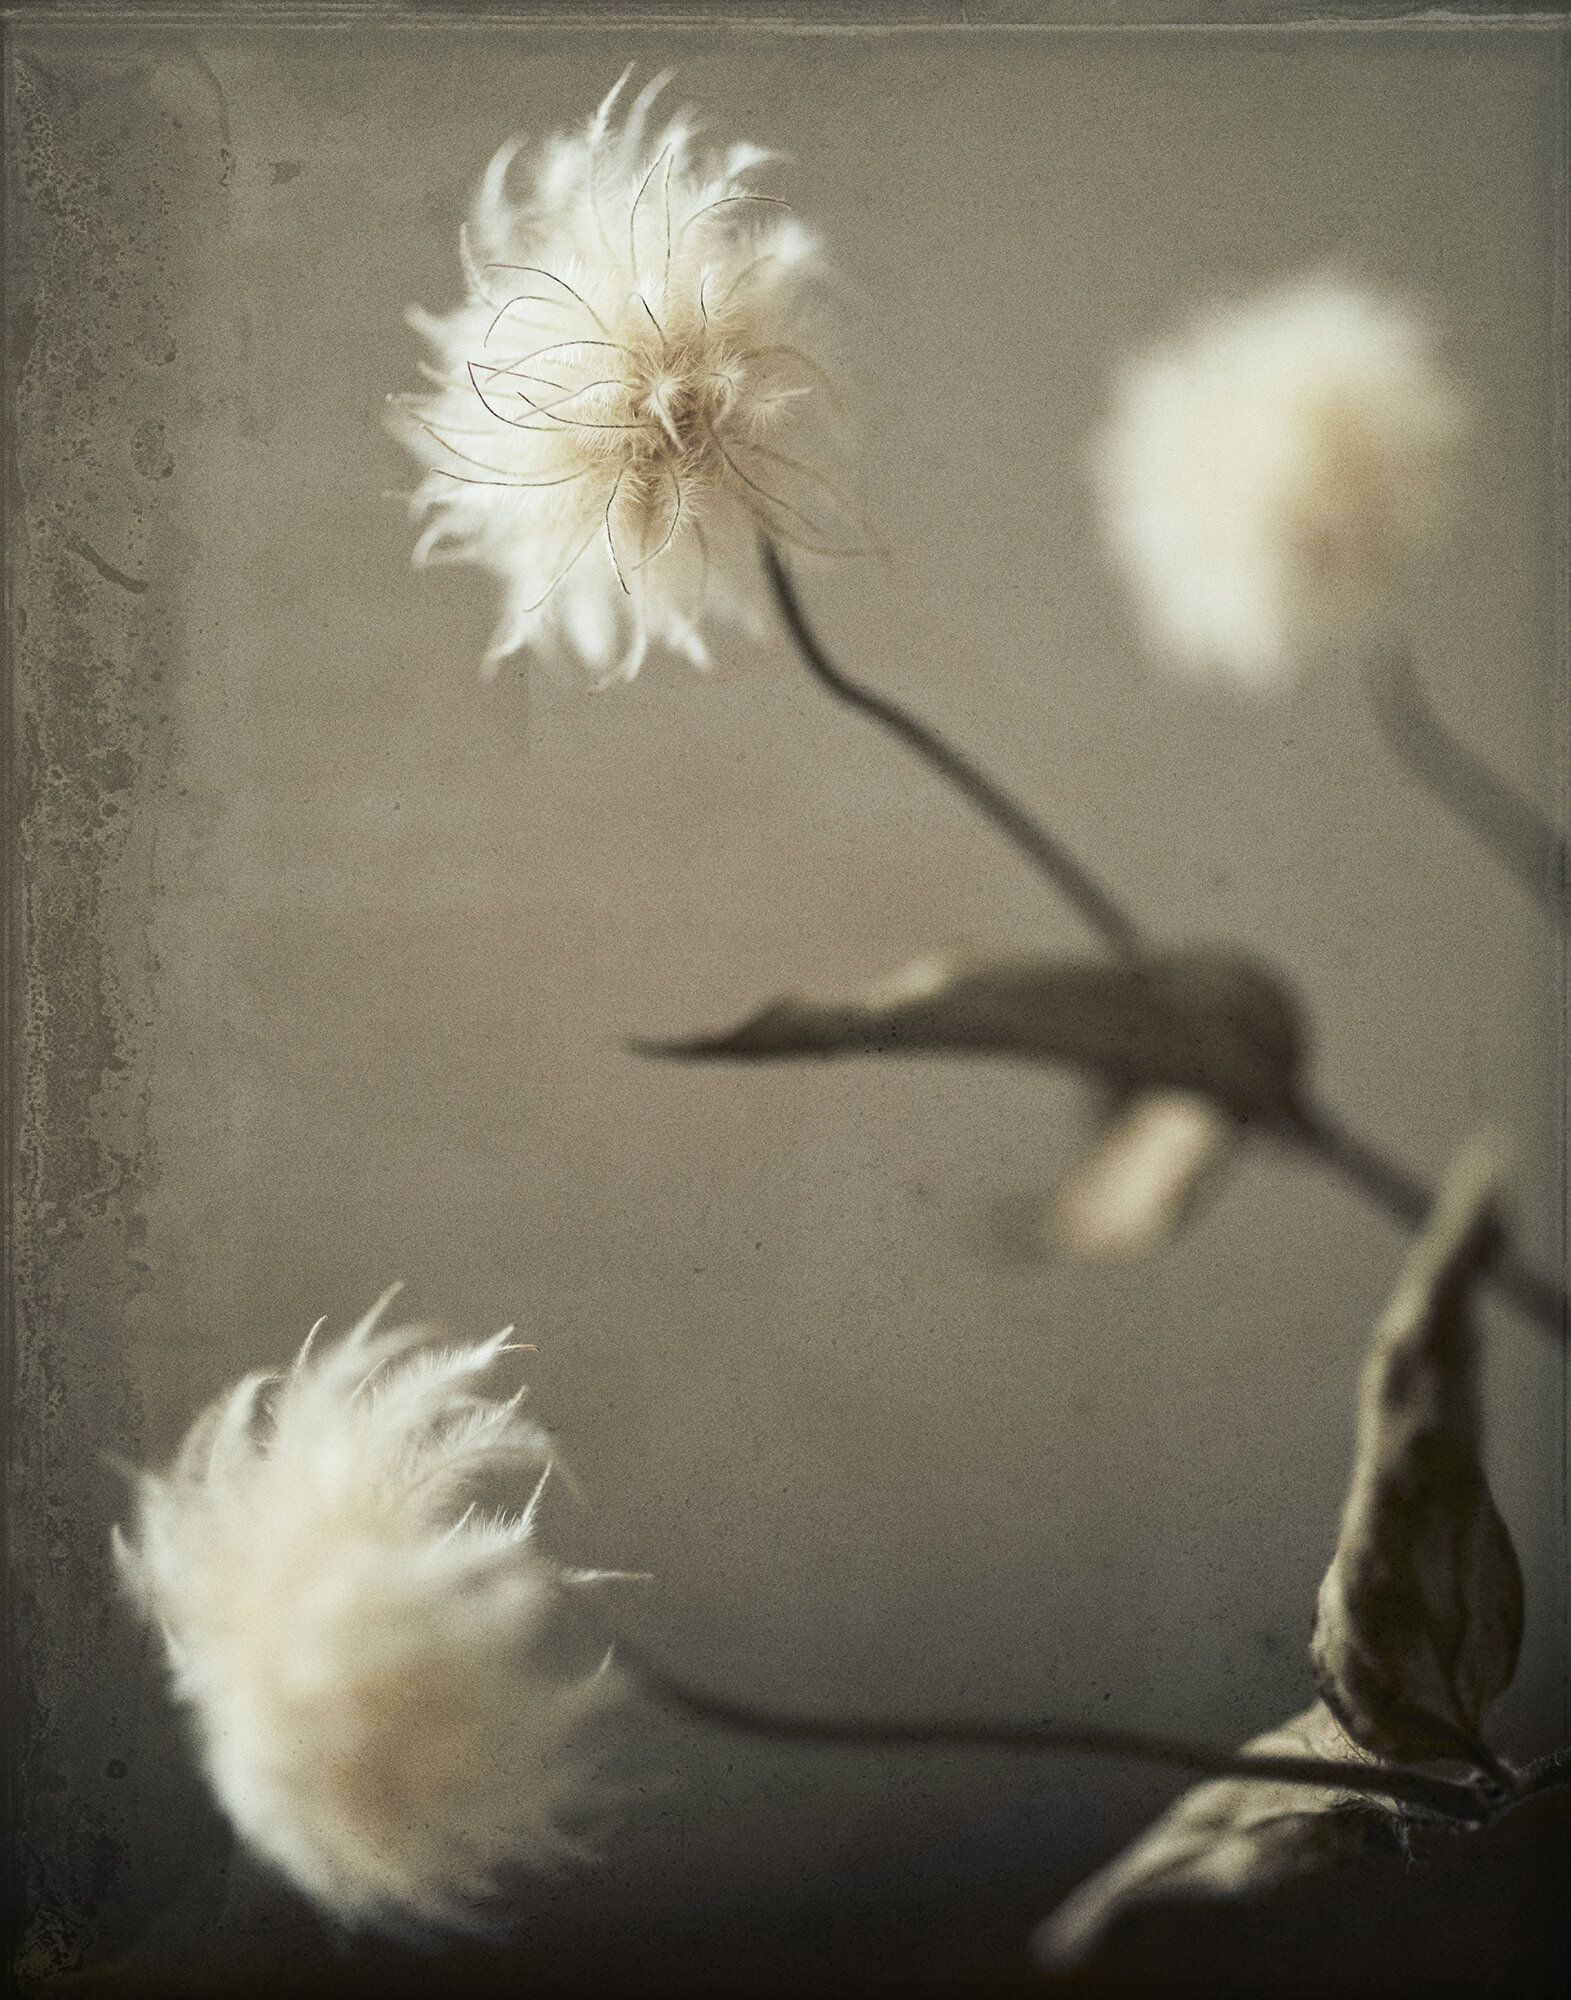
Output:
[
  {"xmin": 1053, "ymin": 1089, "xmax": 1239, "ymax": 1257},
  {"xmin": 1309, "ymin": 1137, "xmax": 1523, "ymax": 1769},
  {"xmin": 1033, "ymin": 1703, "xmax": 1405, "ymax": 1972},
  {"xmin": 640, "ymin": 948, "xmax": 1303, "ymax": 1124}
]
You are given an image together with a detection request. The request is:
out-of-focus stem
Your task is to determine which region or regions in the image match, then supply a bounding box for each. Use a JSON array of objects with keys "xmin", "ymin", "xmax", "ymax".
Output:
[
  {"xmin": 757, "ymin": 547, "xmax": 1565, "ymax": 1335},
  {"xmin": 619, "ymin": 1640, "xmax": 1499, "ymax": 1823},
  {"xmin": 1367, "ymin": 650, "xmax": 1568, "ymax": 925},
  {"xmin": 761, "ymin": 537, "xmax": 1146, "ymax": 960},
  {"xmin": 1285, "ymin": 1100, "xmax": 1567, "ymax": 1338}
]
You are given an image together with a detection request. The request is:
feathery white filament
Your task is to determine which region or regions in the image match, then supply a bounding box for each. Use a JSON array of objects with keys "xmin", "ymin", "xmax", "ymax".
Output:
[
  {"xmin": 113, "ymin": 1292, "xmax": 620, "ymax": 1933},
  {"xmin": 1094, "ymin": 277, "xmax": 1466, "ymax": 689},
  {"xmin": 392, "ymin": 70, "xmax": 853, "ymax": 683}
]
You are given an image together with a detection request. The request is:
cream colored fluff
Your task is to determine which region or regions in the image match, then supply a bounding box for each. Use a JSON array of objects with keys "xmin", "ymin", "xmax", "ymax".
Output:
[
  {"xmin": 1054, "ymin": 1091, "xmax": 1237, "ymax": 1258},
  {"xmin": 1094, "ymin": 277, "xmax": 1466, "ymax": 688},
  {"xmin": 114, "ymin": 1294, "xmax": 618, "ymax": 1933},
  {"xmin": 391, "ymin": 70, "xmax": 854, "ymax": 683}
]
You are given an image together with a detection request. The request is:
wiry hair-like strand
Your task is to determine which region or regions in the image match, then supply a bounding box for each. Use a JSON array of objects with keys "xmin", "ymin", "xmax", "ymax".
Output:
[{"xmin": 391, "ymin": 70, "xmax": 866, "ymax": 684}]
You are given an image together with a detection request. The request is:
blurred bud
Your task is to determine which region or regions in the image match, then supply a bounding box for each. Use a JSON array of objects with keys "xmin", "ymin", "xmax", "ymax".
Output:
[{"xmin": 1053, "ymin": 1090, "xmax": 1238, "ymax": 1258}]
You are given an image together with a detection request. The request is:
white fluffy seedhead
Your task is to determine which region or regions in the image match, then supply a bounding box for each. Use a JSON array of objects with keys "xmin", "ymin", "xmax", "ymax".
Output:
[
  {"xmin": 391, "ymin": 69, "xmax": 860, "ymax": 683},
  {"xmin": 114, "ymin": 1292, "xmax": 620, "ymax": 1934},
  {"xmin": 1094, "ymin": 277, "xmax": 1467, "ymax": 689}
]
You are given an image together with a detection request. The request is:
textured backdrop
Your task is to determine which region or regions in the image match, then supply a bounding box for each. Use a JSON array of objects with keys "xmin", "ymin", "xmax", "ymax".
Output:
[{"xmin": 7, "ymin": 11, "xmax": 1567, "ymax": 1995}]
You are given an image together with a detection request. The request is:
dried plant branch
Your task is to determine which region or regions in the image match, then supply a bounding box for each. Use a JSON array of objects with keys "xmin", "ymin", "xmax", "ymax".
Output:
[
  {"xmin": 1037, "ymin": 1140, "xmax": 1567, "ymax": 1969},
  {"xmin": 614, "ymin": 1639, "xmax": 1497, "ymax": 1824},
  {"xmin": 639, "ymin": 947, "xmax": 1301, "ymax": 1121},
  {"xmin": 761, "ymin": 537, "xmax": 1146, "ymax": 958},
  {"xmin": 757, "ymin": 546, "xmax": 1567, "ymax": 1338},
  {"xmin": 1284, "ymin": 1099, "xmax": 1567, "ymax": 1339},
  {"xmin": 1367, "ymin": 649, "xmax": 1568, "ymax": 925}
]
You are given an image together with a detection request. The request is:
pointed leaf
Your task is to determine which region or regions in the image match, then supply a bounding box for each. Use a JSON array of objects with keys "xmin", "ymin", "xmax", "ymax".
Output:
[
  {"xmin": 1309, "ymin": 1138, "xmax": 1523, "ymax": 1769},
  {"xmin": 1033, "ymin": 1703, "xmax": 1405, "ymax": 1972},
  {"xmin": 1053, "ymin": 1089, "xmax": 1239, "ymax": 1257},
  {"xmin": 640, "ymin": 948, "xmax": 1303, "ymax": 1124}
]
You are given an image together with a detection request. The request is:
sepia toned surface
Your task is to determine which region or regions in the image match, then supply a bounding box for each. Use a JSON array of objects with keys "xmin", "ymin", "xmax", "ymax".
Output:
[{"xmin": 7, "ymin": 12, "xmax": 1567, "ymax": 1994}]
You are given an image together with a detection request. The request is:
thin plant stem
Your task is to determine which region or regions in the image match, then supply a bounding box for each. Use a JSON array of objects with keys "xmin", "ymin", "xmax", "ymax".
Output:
[
  {"xmin": 760, "ymin": 537, "xmax": 1146, "ymax": 960},
  {"xmin": 1284, "ymin": 1099, "xmax": 1567, "ymax": 1338},
  {"xmin": 1367, "ymin": 649, "xmax": 1569, "ymax": 926},
  {"xmin": 617, "ymin": 1640, "xmax": 1498, "ymax": 1824},
  {"xmin": 757, "ymin": 543, "xmax": 1565, "ymax": 1335}
]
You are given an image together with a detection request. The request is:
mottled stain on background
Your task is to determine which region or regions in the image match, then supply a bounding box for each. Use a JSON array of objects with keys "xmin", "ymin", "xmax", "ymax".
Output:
[{"xmin": 7, "ymin": 43, "xmax": 226, "ymax": 1982}]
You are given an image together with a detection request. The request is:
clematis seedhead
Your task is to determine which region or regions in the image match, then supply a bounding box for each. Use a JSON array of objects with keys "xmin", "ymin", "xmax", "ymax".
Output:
[
  {"xmin": 1094, "ymin": 276, "xmax": 1467, "ymax": 689},
  {"xmin": 391, "ymin": 70, "xmax": 860, "ymax": 684},
  {"xmin": 114, "ymin": 1292, "xmax": 624, "ymax": 1934}
]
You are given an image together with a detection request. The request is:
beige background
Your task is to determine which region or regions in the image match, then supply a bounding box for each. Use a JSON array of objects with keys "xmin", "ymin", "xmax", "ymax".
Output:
[{"xmin": 8, "ymin": 12, "xmax": 1567, "ymax": 1994}]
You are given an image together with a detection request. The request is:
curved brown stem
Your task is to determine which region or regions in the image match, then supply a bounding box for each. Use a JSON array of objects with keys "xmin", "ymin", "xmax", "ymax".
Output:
[
  {"xmin": 1283, "ymin": 1100, "xmax": 1568, "ymax": 1339},
  {"xmin": 1367, "ymin": 650, "xmax": 1568, "ymax": 925},
  {"xmin": 756, "ymin": 545, "xmax": 1565, "ymax": 1336},
  {"xmin": 618, "ymin": 1638, "xmax": 1495, "ymax": 1824},
  {"xmin": 761, "ymin": 537, "xmax": 1146, "ymax": 960}
]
